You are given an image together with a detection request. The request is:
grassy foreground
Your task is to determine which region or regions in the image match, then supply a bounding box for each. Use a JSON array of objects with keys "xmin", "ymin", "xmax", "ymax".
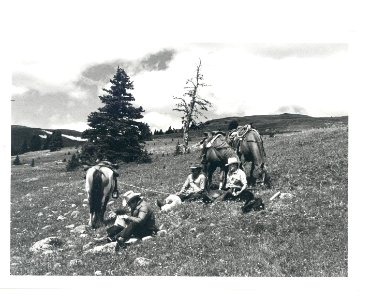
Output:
[{"xmin": 10, "ymin": 125, "xmax": 347, "ymax": 276}]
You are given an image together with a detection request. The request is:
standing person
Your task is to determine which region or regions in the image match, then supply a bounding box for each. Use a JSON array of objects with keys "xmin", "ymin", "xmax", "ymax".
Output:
[
  {"xmin": 104, "ymin": 191, "xmax": 158, "ymax": 249},
  {"xmin": 222, "ymin": 157, "xmax": 254, "ymax": 202},
  {"xmin": 177, "ymin": 164, "xmax": 213, "ymax": 203}
]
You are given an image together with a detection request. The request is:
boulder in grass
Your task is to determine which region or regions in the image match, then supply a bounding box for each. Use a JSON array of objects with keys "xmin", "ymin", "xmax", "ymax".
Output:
[
  {"xmin": 85, "ymin": 242, "xmax": 117, "ymax": 254},
  {"xmin": 157, "ymin": 230, "xmax": 167, "ymax": 237},
  {"xmin": 142, "ymin": 236, "xmax": 153, "ymax": 242},
  {"xmin": 30, "ymin": 237, "xmax": 63, "ymax": 253},
  {"xmin": 69, "ymin": 259, "xmax": 83, "ymax": 267},
  {"xmin": 71, "ymin": 225, "xmax": 88, "ymax": 234},
  {"xmin": 70, "ymin": 211, "xmax": 80, "ymax": 218},
  {"xmin": 134, "ymin": 257, "xmax": 151, "ymax": 267}
]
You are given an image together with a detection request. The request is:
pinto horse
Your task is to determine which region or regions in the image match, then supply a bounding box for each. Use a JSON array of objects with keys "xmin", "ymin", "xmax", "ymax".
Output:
[
  {"xmin": 200, "ymin": 132, "xmax": 239, "ymax": 190},
  {"xmin": 85, "ymin": 166, "xmax": 115, "ymax": 228},
  {"xmin": 231, "ymin": 129, "xmax": 271, "ymax": 187}
]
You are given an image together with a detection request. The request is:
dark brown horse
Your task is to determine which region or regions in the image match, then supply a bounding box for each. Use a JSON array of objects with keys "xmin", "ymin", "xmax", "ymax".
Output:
[
  {"xmin": 229, "ymin": 129, "xmax": 271, "ymax": 187},
  {"xmin": 200, "ymin": 132, "xmax": 239, "ymax": 190}
]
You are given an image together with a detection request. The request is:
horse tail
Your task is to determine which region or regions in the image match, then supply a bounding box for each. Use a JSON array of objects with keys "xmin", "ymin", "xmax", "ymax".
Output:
[{"xmin": 90, "ymin": 169, "xmax": 103, "ymax": 228}]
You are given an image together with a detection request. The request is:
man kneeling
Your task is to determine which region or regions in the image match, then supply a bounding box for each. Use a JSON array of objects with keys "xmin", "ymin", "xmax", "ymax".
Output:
[{"xmin": 104, "ymin": 191, "xmax": 158, "ymax": 250}]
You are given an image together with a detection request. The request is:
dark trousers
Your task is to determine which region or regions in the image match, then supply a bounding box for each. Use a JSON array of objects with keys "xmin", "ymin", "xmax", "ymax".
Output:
[
  {"xmin": 107, "ymin": 222, "xmax": 158, "ymax": 241},
  {"xmin": 222, "ymin": 189, "xmax": 254, "ymax": 202},
  {"xmin": 178, "ymin": 191, "xmax": 213, "ymax": 203}
]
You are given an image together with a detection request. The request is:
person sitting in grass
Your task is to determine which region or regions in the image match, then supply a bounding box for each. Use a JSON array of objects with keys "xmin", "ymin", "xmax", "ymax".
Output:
[
  {"xmin": 222, "ymin": 157, "xmax": 254, "ymax": 202},
  {"xmin": 101, "ymin": 191, "xmax": 158, "ymax": 250},
  {"xmin": 177, "ymin": 163, "xmax": 213, "ymax": 203},
  {"xmin": 157, "ymin": 194, "xmax": 182, "ymax": 212}
]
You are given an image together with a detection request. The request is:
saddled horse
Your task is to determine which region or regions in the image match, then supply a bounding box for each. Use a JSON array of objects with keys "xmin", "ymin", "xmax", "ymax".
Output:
[
  {"xmin": 200, "ymin": 131, "xmax": 239, "ymax": 190},
  {"xmin": 85, "ymin": 166, "xmax": 115, "ymax": 228},
  {"xmin": 229, "ymin": 128, "xmax": 271, "ymax": 187}
]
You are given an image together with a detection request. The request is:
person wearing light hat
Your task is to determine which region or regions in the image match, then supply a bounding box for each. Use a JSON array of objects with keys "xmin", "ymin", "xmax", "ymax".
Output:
[
  {"xmin": 105, "ymin": 190, "xmax": 158, "ymax": 248},
  {"xmin": 177, "ymin": 163, "xmax": 213, "ymax": 203},
  {"xmin": 222, "ymin": 157, "xmax": 254, "ymax": 202}
]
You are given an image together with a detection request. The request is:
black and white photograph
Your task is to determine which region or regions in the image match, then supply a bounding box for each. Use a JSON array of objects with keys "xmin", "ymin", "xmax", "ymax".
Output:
[{"xmin": 2, "ymin": 0, "xmax": 369, "ymax": 299}]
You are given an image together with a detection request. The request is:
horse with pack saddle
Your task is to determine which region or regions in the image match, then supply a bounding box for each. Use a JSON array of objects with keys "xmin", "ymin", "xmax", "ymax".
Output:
[{"xmin": 200, "ymin": 125, "xmax": 271, "ymax": 190}]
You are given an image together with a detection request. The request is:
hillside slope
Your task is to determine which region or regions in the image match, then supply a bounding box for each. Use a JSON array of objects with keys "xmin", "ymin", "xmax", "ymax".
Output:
[{"xmin": 10, "ymin": 125, "xmax": 348, "ymax": 276}]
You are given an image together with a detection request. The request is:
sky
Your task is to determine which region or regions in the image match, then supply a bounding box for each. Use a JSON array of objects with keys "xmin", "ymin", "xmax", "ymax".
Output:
[{"xmin": 8, "ymin": 1, "xmax": 352, "ymax": 132}]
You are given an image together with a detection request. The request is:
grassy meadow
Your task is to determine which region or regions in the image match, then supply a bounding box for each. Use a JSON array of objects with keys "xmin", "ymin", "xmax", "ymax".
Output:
[{"xmin": 10, "ymin": 124, "xmax": 348, "ymax": 276}]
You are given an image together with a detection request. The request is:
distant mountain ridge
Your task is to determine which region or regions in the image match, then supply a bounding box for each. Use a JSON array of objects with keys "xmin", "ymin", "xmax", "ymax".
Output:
[
  {"xmin": 11, "ymin": 125, "xmax": 87, "ymax": 154},
  {"xmin": 11, "ymin": 113, "xmax": 348, "ymax": 152}
]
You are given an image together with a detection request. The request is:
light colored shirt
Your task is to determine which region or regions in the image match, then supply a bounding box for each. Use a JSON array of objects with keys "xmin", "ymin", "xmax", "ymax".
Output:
[
  {"xmin": 179, "ymin": 173, "xmax": 206, "ymax": 195},
  {"xmin": 226, "ymin": 169, "xmax": 247, "ymax": 189}
]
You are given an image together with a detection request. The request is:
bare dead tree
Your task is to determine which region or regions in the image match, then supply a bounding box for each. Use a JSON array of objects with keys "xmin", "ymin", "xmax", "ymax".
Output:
[{"xmin": 173, "ymin": 59, "xmax": 212, "ymax": 152}]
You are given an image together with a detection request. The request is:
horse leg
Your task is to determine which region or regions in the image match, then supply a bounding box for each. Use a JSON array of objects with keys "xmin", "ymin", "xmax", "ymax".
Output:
[
  {"xmin": 100, "ymin": 195, "xmax": 110, "ymax": 225},
  {"xmin": 207, "ymin": 164, "xmax": 217, "ymax": 191},
  {"xmin": 220, "ymin": 166, "xmax": 228, "ymax": 190}
]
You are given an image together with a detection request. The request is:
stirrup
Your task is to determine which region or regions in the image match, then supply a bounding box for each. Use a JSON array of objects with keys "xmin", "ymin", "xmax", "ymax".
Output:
[{"xmin": 112, "ymin": 191, "xmax": 119, "ymax": 199}]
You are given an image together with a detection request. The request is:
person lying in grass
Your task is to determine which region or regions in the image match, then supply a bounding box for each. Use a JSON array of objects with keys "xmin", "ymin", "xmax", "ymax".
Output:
[
  {"xmin": 222, "ymin": 157, "xmax": 254, "ymax": 202},
  {"xmin": 97, "ymin": 190, "xmax": 159, "ymax": 250},
  {"xmin": 157, "ymin": 194, "xmax": 182, "ymax": 212},
  {"xmin": 176, "ymin": 163, "xmax": 213, "ymax": 203}
]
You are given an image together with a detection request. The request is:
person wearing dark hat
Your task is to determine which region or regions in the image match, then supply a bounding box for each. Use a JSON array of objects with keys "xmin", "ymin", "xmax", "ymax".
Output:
[
  {"xmin": 222, "ymin": 157, "xmax": 254, "ymax": 202},
  {"xmin": 104, "ymin": 191, "xmax": 158, "ymax": 249},
  {"xmin": 177, "ymin": 163, "xmax": 213, "ymax": 203}
]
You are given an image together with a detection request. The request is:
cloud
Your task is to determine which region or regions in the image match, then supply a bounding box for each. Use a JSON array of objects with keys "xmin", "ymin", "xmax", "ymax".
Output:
[
  {"xmin": 251, "ymin": 44, "xmax": 348, "ymax": 59},
  {"xmin": 143, "ymin": 112, "xmax": 182, "ymax": 132},
  {"xmin": 137, "ymin": 49, "xmax": 176, "ymax": 72},
  {"xmin": 275, "ymin": 105, "xmax": 308, "ymax": 115}
]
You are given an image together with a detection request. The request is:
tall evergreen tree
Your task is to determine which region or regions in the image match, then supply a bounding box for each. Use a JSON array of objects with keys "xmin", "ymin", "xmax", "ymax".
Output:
[
  {"xmin": 30, "ymin": 134, "xmax": 42, "ymax": 151},
  {"xmin": 49, "ymin": 130, "xmax": 64, "ymax": 152},
  {"xmin": 82, "ymin": 66, "xmax": 147, "ymax": 162}
]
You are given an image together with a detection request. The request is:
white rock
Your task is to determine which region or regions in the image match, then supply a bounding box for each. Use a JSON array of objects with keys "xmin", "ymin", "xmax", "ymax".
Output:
[
  {"xmin": 190, "ymin": 227, "xmax": 196, "ymax": 233},
  {"xmin": 83, "ymin": 204, "xmax": 88, "ymax": 207},
  {"xmin": 57, "ymin": 215, "xmax": 66, "ymax": 221},
  {"xmin": 142, "ymin": 236, "xmax": 153, "ymax": 242},
  {"xmin": 134, "ymin": 257, "xmax": 151, "ymax": 267},
  {"xmin": 42, "ymin": 225, "xmax": 51, "ymax": 230},
  {"xmin": 42, "ymin": 187, "xmax": 49, "ymax": 189},
  {"xmin": 29, "ymin": 237, "xmax": 63, "ymax": 253},
  {"xmin": 71, "ymin": 204, "xmax": 76, "ymax": 208},
  {"xmin": 78, "ymin": 193, "xmax": 84, "ymax": 196},
  {"xmin": 70, "ymin": 211, "xmax": 80, "ymax": 218},
  {"xmin": 69, "ymin": 259, "xmax": 83, "ymax": 267},
  {"xmin": 95, "ymin": 270, "xmax": 102, "ymax": 276},
  {"xmin": 279, "ymin": 193, "xmax": 293, "ymax": 199},
  {"xmin": 83, "ymin": 198, "xmax": 88, "ymax": 203},
  {"xmin": 157, "ymin": 230, "xmax": 167, "ymax": 237},
  {"xmin": 72, "ymin": 225, "xmax": 88, "ymax": 234},
  {"xmin": 125, "ymin": 238, "xmax": 139, "ymax": 245},
  {"xmin": 85, "ymin": 242, "xmax": 117, "ymax": 254},
  {"xmin": 37, "ymin": 212, "xmax": 43, "ymax": 217},
  {"xmin": 65, "ymin": 224, "xmax": 75, "ymax": 229}
]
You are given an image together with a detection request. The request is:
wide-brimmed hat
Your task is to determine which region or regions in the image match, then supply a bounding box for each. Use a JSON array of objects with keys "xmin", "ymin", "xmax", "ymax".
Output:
[
  {"xmin": 123, "ymin": 190, "xmax": 141, "ymax": 203},
  {"xmin": 225, "ymin": 157, "xmax": 239, "ymax": 166},
  {"xmin": 190, "ymin": 163, "xmax": 202, "ymax": 170}
]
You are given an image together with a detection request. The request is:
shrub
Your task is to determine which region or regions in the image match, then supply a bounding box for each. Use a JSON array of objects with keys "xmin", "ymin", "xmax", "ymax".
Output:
[
  {"xmin": 136, "ymin": 149, "xmax": 152, "ymax": 164},
  {"xmin": 66, "ymin": 154, "xmax": 80, "ymax": 171},
  {"xmin": 174, "ymin": 142, "xmax": 182, "ymax": 156},
  {"xmin": 13, "ymin": 155, "xmax": 21, "ymax": 165}
]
